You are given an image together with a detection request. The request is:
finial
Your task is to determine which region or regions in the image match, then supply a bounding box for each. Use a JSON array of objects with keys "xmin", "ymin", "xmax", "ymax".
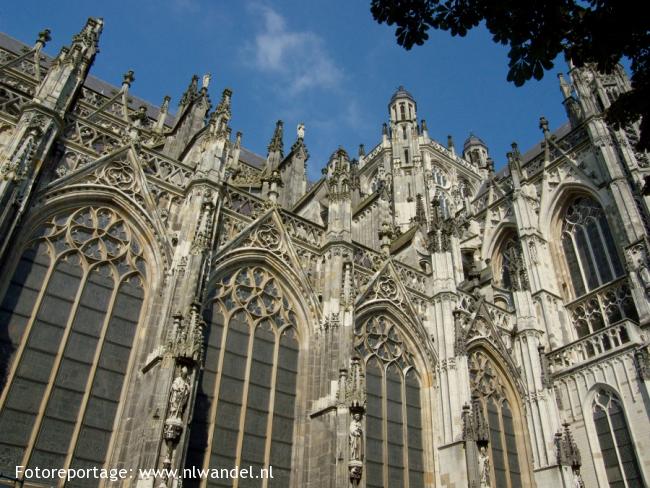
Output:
[
  {"xmin": 122, "ymin": 70, "xmax": 135, "ymax": 88},
  {"xmin": 161, "ymin": 95, "xmax": 171, "ymax": 112},
  {"xmin": 507, "ymin": 142, "xmax": 518, "ymax": 159},
  {"xmin": 421, "ymin": 119, "xmax": 428, "ymax": 132},
  {"xmin": 447, "ymin": 135, "xmax": 454, "ymax": 149},
  {"xmin": 36, "ymin": 29, "xmax": 51, "ymax": 47},
  {"xmin": 382, "ymin": 123, "xmax": 388, "ymax": 136},
  {"xmin": 539, "ymin": 116, "xmax": 550, "ymax": 136},
  {"xmin": 179, "ymin": 75, "xmax": 199, "ymax": 106},
  {"xmin": 297, "ymin": 122, "xmax": 305, "ymax": 140},
  {"xmin": 268, "ymin": 120, "xmax": 284, "ymax": 155},
  {"xmin": 358, "ymin": 144, "xmax": 365, "ymax": 157}
]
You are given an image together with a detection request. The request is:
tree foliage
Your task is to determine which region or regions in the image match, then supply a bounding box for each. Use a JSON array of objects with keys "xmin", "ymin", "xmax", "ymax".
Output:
[{"xmin": 370, "ymin": 0, "xmax": 650, "ymax": 151}]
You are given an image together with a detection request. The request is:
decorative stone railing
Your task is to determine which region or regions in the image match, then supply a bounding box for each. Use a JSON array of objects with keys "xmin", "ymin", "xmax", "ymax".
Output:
[
  {"xmin": 547, "ymin": 319, "xmax": 643, "ymax": 374},
  {"xmin": 565, "ymin": 277, "xmax": 639, "ymax": 336}
]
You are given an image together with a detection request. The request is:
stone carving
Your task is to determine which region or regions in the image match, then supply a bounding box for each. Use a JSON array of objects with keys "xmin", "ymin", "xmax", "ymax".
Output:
[
  {"xmin": 354, "ymin": 315, "xmax": 413, "ymax": 369},
  {"xmin": 478, "ymin": 446, "xmax": 490, "ymax": 487},
  {"xmin": 349, "ymin": 412, "xmax": 363, "ymax": 461},
  {"xmin": 168, "ymin": 366, "xmax": 190, "ymax": 421},
  {"xmin": 634, "ymin": 345, "xmax": 650, "ymax": 381},
  {"xmin": 0, "ymin": 123, "xmax": 41, "ymax": 181},
  {"xmin": 627, "ymin": 240, "xmax": 650, "ymax": 299}
]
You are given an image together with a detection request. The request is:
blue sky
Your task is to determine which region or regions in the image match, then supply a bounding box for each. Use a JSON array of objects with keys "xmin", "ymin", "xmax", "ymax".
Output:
[{"xmin": 2, "ymin": 1, "xmax": 573, "ymax": 179}]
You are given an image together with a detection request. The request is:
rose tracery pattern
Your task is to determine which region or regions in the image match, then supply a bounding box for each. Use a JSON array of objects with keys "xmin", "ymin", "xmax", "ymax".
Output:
[
  {"xmin": 468, "ymin": 351, "xmax": 506, "ymax": 403},
  {"xmin": 355, "ymin": 315, "xmax": 412, "ymax": 369},
  {"xmin": 33, "ymin": 206, "xmax": 146, "ymax": 279},
  {"xmin": 211, "ymin": 266, "xmax": 297, "ymax": 329}
]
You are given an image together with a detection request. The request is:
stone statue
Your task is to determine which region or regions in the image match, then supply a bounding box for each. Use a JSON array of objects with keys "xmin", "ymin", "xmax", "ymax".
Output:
[
  {"xmin": 349, "ymin": 413, "xmax": 363, "ymax": 461},
  {"xmin": 202, "ymin": 73, "xmax": 211, "ymax": 89},
  {"xmin": 297, "ymin": 122, "xmax": 305, "ymax": 140},
  {"xmin": 168, "ymin": 366, "xmax": 190, "ymax": 420},
  {"xmin": 478, "ymin": 446, "xmax": 490, "ymax": 487},
  {"xmin": 573, "ymin": 469, "xmax": 585, "ymax": 488}
]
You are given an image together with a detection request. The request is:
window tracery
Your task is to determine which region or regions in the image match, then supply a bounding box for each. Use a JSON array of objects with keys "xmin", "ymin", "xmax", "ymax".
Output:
[
  {"xmin": 185, "ymin": 266, "xmax": 299, "ymax": 487},
  {"xmin": 591, "ymin": 389, "xmax": 643, "ymax": 487},
  {"xmin": 354, "ymin": 314, "xmax": 424, "ymax": 487},
  {"xmin": 560, "ymin": 196, "xmax": 624, "ymax": 298},
  {"xmin": 468, "ymin": 350, "xmax": 523, "ymax": 488},
  {"xmin": 0, "ymin": 206, "xmax": 147, "ymax": 480},
  {"xmin": 496, "ymin": 236, "xmax": 529, "ymax": 291}
]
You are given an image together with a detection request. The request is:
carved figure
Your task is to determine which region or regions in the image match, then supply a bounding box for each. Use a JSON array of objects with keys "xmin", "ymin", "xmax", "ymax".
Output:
[
  {"xmin": 168, "ymin": 366, "xmax": 190, "ymax": 420},
  {"xmin": 478, "ymin": 446, "xmax": 491, "ymax": 487},
  {"xmin": 349, "ymin": 413, "xmax": 363, "ymax": 461}
]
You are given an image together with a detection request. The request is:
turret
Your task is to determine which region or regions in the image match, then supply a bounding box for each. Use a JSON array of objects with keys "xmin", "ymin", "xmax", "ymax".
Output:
[
  {"xmin": 463, "ymin": 133, "xmax": 489, "ymax": 170},
  {"xmin": 388, "ymin": 86, "xmax": 425, "ymax": 229}
]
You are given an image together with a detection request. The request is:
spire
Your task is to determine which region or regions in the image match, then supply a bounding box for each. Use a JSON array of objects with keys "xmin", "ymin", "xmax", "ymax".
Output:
[
  {"xmin": 179, "ymin": 74, "xmax": 199, "ymax": 107},
  {"xmin": 32, "ymin": 17, "xmax": 102, "ymax": 113},
  {"xmin": 267, "ymin": 120, "xmax": 284, "ymax": 157},
  {"xmin": 358, "ymin": 144, "xmax": 365, "ymax": 158},
  {"xmin": 210, "ymin": 88, "xmax": 232, "ymax": 135}
]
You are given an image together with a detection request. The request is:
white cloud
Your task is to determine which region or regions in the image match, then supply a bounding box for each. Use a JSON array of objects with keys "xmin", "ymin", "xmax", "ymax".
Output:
[{"xmin": 246, "ymin": 5, "xmax": 343, "ymax": 93}]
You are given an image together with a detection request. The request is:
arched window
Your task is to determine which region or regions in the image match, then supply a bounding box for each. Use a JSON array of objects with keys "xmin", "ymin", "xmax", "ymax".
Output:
[
  {"xmin": 431, "ymin": 189, "xmax": 452, "ymax": 221},
  {"xmin": 469, "ymin": 350, "xmax": 527, "ymax": 488},
  {"xmin": 185, "ymin": 266, "xmax": 300, "ymax": 487},
  {"xmin": 354, "ymin": 315, "xmax": 425, "ymax": 488},
  {"xmin": 0, "ymin": 207, "xmax": 147, "ymax": 482},
  {"xmin": 431, "ymin": 166, "xmax": 449, "ymax": 188},
  {"xmin": 560, "ymin": 196, "xmax": 624, "ymax": 297},
  {"xmin": 495, "ymin": 235, "xmax": 528, "ymax": 291},
  {"xmin": 592, "ymin": 389, "xmax": 643, "ymax": 487}
]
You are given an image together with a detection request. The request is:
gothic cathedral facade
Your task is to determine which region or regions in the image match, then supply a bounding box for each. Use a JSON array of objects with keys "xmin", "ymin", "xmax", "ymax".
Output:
[{"xmin": 1, "ymin": 18, "xmax": 650, "ymax": 488}]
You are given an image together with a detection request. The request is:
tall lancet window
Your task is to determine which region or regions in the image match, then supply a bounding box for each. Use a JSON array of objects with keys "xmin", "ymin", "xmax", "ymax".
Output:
[
  {"xmin": 354, "ymin": 314, "xmax": 425, "ymax": 488},
  {"xmin": 0, "ymin": 207, "xmax": 147, "ymax": 484},
  {"xmin": 469, "ymin": 350, "xmax": 527, "ymax": 488},
  {"xmin": 592, "ymin": 389, "xmax": 643, "ymax": 487},
  {"xmin": 185, "ymin": 266, "xmax": 300, "ymax": 488},
  {"xmin": 560, "ymin": 196, "xmax": 624, "ymax": 298},
  {"xmin": 495, "ymin": 235, "xmax": 527, "ymax": 291}
]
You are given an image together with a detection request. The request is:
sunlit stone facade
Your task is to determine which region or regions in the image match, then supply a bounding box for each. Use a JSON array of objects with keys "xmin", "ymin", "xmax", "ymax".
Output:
[{"xmin": 1, "ymin": 18, "xmax": 649, "ymax": 488}]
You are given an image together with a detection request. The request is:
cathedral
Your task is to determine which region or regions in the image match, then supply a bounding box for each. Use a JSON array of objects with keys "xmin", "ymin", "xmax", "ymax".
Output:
[{"xmin": 1, "ymin": 18, "xmax": 650, "ymax": 488}]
